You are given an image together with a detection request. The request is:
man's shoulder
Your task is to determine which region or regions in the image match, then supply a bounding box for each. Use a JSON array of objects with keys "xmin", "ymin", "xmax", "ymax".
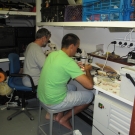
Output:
[
  {"xmin": 27, "ymin": 42, "xmax": 41, "ymax": 51},
  {"xmin": 28, "ymin": 42, "xmax": 38, "ymax": 47}
]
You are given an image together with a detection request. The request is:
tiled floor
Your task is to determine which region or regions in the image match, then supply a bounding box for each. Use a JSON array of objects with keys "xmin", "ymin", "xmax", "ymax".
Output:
[{"xmin": 0, "ymin": 100, "xmax": 92, "ymax": 135}]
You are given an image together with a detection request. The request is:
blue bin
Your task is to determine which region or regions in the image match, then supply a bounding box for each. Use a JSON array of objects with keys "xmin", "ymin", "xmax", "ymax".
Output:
[
  {"xmin": 83, "ymin": 0, "xmax": 125, "ymax": 11},
  {"xmin": 83, "ymin": 0, "xmax": 100, "ymax": 4},
  {"xmin": 123, "ymin": 8, "xmax": 134, "ymax": 21},
  {"xmin": 83, "ymin": 10, "xmax": 124, "ymax": 21},
  {"xmin": 124, "ymin": 0, "xmax": 135, "ymax": 9}
]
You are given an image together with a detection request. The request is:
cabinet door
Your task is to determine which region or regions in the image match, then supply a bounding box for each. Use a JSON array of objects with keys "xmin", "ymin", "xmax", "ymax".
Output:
[
  {"xmin": 109, "ymin": 104, "xmax": 131, "ymax": 135},
  {"xmin": 93, "ymin": 120, "xmax": 116, "ymax": 135},
  {"xmin": 93, "ymin": 95, "xmax": 110, "ymax": 127},
  {"xmin": 106, "ymin": 129, "xmax": 116, "ymax": 135},
  {"xmin": 92, "ymin": 126, "xmax": 104, "ymax": 135}
]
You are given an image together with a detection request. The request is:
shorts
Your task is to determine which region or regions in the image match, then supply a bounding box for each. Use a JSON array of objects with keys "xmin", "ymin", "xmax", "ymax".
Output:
[{"xmin": 45, "ymin": 84, "xmax": 94, "ymax": 110}]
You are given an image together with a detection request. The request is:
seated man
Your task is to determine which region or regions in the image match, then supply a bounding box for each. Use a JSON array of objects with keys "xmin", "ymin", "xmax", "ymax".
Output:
[
  {"xmin": 22, "ymin": 28, "xmax": 51, "ymax": 87},
  {"xmin": 37, "ymin": 33, "xmax": 94, "ymax": 129}
]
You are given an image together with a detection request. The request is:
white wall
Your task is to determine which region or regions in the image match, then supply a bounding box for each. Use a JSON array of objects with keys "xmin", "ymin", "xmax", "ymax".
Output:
[
  {"xmin": 1, "ymin": 26, "xmax": 135, "ymax": 72},
  {"xmin": 41, "ymin": 27, "xmax": 135, "ymax": 72},
  {"xmin": 63, "ymin": 27, "xmax": 135, "ymax": 56},
  {"xmin": 63, "ymin": 27, "xmax": 135, "ymax": 72}
]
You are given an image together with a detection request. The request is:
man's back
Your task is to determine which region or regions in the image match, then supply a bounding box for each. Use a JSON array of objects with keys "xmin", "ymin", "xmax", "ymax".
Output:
[
  {"xmin": 23, "ymin": 42, "xmax": 45, "ymax": 87},
  {"xmin": 38, "ymin": 50, "xmax": 84, "ymax": 105}
]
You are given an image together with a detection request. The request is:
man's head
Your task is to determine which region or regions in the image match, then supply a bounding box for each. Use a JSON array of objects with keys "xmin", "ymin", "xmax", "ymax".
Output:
[
  {"xmin": 61, "ymin": 33, "xmax": 80, "ymax": 57},
  {"xmin": 36, "ymin": 28, "xmax": 51, "ymax": 47}
]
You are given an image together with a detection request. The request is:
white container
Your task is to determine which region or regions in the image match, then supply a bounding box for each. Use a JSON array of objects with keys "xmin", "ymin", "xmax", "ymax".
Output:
[
  {"xmin": 73, "ymin": 130, "xmax": 82, "ymax": 135},
  {"xmin": 120, "ymin": 66, "xmax": 135, "ymax": 102}
]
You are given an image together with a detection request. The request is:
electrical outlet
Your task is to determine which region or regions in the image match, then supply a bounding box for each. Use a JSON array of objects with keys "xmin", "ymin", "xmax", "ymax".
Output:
[{"xmin": 111, "ymin": 38, "xmax": 135, "ymax": 48}]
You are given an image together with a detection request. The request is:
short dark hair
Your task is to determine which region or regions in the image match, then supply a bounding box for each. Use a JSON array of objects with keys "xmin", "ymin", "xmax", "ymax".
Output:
[
  {"xmin": 61, "ymin": 33, "xmax": 80, "ymax": 48},
  {"xmin": 36, "ymin": 28, "xmax": 51, "ymax": 39}
]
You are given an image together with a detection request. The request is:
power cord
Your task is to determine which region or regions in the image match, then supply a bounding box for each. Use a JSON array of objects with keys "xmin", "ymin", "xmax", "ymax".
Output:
[
  {"xmin": 121, "ymin": 42, "xmax": 127, "ymax": 48},
  {"xmin": 112, "ymin": 43, "xmax": 116, "ymax": 55},
  {"xmin": 101, "ymin": 42, "xmax": 112, "ymax": 71},
  {"xmin": 127, "ymin": 43, "xmax": 133, "ymax": 48},
  {"xmin": 0, "ymin": 90, "xmax": 15, "ymax": 110},
  {"xmin": 124, "ymin": 28, "xmax": 134, "ymax": 41}
]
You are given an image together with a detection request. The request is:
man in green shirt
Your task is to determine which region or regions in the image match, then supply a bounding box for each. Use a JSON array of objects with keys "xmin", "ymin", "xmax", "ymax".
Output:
[{"xmin": 38, "ymin": 33, "xmax": 94, "ymax": 130}]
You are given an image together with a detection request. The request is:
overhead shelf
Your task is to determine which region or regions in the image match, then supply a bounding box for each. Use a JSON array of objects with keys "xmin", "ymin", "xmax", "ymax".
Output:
[
  {"xmin": 36, "ymin": 21, "xmax": 135, "ymax": 28},
  {"xmin": 89, "ymin": 53, "xmax": 135, "ymax": 66},
  {"xmin": 0, "ymin": 10, "xmax": 36, "ymax": 16}
]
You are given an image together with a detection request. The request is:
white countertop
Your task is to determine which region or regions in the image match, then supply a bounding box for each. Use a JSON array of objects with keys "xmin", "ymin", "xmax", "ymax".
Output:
[
  {"xmin": 94, "ymin": 85, "xmax": 133, "ymax": 106},
  {"xmin": 0, "ymin": 57, "xmax": 25, "ymax": 62}
]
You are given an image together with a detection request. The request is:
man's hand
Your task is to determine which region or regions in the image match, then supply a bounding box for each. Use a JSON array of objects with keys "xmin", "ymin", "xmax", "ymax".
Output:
[
  {"xmin": 84, "ymin": 64, "xmax": 92, "ymax": 71},
  {"xmin": 77, "ymin": 61, "xmax": 92, "ymax": 72},
  {"xmin": 77, "ymin": 61, "xmax": 84, "ymax": 68}
]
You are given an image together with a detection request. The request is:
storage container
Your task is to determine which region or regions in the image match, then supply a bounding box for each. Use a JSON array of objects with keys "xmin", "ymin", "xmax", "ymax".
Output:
[
  {"xmin": 124, "ymin": 0, "xmax": 135, "ymax": 9},
  {"xmin": 83, "ymin": 10, "xmax": 124, "ymax": 21},
  {"xmin": 83, "ymin": 0, "xmax": 125, "ymax": 11},
  {"xmin": 64, "ymin": 5, "xmax": 82, "ymax": 22},
  {"xmin": 120, "ymin": 66, "xmax": 135, "ymax": 102},
  {"xmin": 123, "ymin": 8, "xmax": 135, "ymax": 21}
]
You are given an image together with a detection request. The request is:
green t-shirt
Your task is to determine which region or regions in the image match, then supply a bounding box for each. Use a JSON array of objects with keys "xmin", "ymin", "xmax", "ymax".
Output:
[{"xmin": 37, "ymin": 50, "xmax": 84, "ymax": 105}]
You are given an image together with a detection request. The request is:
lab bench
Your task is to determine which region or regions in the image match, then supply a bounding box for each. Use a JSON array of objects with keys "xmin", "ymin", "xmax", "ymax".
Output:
[
  {"xmin": 92, "ymin": 85, "xmax": 133, "ymax": 135},
  {"xmin": 0, "ymin": 57, "xmax": 134, "ymax": 135},
  {"xmin": 70, "ymin": 78, "xmax": 133, "ymax": 135}
]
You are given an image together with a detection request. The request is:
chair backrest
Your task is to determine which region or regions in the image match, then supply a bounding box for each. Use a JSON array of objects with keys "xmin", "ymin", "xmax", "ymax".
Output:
[{"xmin": 8, "ymin": 53, "xmax": 20, "ymax": 74}]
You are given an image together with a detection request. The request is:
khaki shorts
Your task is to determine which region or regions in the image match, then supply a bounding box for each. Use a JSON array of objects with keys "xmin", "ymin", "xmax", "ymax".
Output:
[{"xmin": 45, "ymin": 84, "xmax": 94, "ymax": 110}]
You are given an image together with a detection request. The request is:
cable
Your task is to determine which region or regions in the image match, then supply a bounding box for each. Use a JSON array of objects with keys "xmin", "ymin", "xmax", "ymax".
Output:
[
  {"xmin": 101, "ymin": 43, "xmax": 111, "ymax": 71},
  {"xmin": 130, "ymin": 29, "xmax": 134, "ymax": 41},
  {"xmin": 112, "ymin": 44, "xmax": 115, "ymax": 55},
  {"xmin": 121, "ymin": 42, "xmax": 127, "ymax": 48},
  {"xmin": 124, "ymin": 28, "xmax": 134, "ymax": 41},
  {"xmin": 111, "ymin": 41, "xmax": 117, "ymax": 44},
  {"xmin": 120, "ymin": 49, "xmax": 135, "ymax": 58},
  {"xmin": 127, "ymin": 43, "xmax": 133, "ymax": 48},
  {"xmin": 120, "ymin": 54, "xmax": 128, "ymax": 58}
]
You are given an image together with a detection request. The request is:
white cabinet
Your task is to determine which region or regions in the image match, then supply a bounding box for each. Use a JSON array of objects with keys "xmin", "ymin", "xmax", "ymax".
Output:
[
  {"xmin": 92, "ymin": 120, "xmax": 116, "ymax": 135},
  {"xmin": 109, "ymin": 105, "xmax": 131, "ymax": 135},
  {"xmin": 93, "ymin": 93, "xmax": 132, "ymax": 135},
  {"xmin": 92, "ymin": 126, "xmax": 103, "ymax": 135}
]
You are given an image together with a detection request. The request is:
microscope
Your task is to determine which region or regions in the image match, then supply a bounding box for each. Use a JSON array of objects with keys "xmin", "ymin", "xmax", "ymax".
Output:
[
  {"xmin": 44, "ymin": 42, "xmax": 57, "ymax": 57},
  {"xmin": 75, "ymin": 48, "xmax": 88, "ymax": 64}
]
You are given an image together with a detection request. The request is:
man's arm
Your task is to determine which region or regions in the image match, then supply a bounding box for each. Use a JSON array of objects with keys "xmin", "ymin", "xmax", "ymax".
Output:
[{"xmin": 75, "ymin": 64, "xmax": 94, "ymax": 90}]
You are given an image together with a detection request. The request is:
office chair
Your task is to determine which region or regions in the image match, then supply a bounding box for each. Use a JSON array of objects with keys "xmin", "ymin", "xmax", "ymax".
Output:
[{"xmin": 7, "ymin": 53, "xmax": 37, "ymax": 120}]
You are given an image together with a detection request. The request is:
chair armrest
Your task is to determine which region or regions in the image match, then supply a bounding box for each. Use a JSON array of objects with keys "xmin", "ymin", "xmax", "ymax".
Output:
[{"xmin": 9, "ymin": 73, "xmax": 36, "ymax": 92}]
